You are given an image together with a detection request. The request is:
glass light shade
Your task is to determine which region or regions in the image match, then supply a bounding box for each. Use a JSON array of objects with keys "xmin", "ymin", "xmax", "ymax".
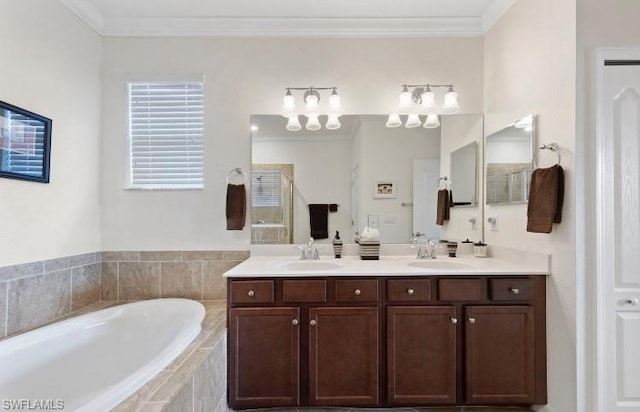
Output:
[
  {"xmin": 329, "ymin": 93, "xmax": 342, "ymax": 116},
  {"xmin": 442, "ymin": 90, "xmax": 460, "ymax": 114},
  {"xmin": 286, "ymin": 116, "xmax": 302, "ymax": 132},
  {"xmin": 386, "ymin": 114, "xmax": 402, "ymax": 128},
  {"xmin": 421, "ymin": 91, "xmax": 437, "ymax": 113},
  {"xmin": 306, "ymin": 115, "xmax": 321, "ymax": 131},
  {"xmin": 398, "ymin": 90, "xmax": 413, "ymax": 114},
  {"xmin": 305, "ymin": 94, "xmax": 320, "ymax": 117},
  {"xmin": 405, "ymin": 114, "xmax": 421, "ymax": 128},
  {"xmin": 282, "ymin": 94, "xmax": 296, "ymax": 118},
  {"xmin": 423, "ymin": 114, "xmax": 440, "ymax": 128},
  {"xmin": 326, "ymin": 115, "xmax": 341, "ymax": 130}
]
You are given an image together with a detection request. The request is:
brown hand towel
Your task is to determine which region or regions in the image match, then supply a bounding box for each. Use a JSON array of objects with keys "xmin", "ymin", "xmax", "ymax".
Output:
[
  {"xmin": 527, "ymin": 165, "xmax": 564, "ymax": 233},
  {"xmin": 226, "ymin": 184, "xmax": 246, "ymax": 230},
  {"xmin": 436, "ymin": 189, "xmax": 451, "ymax": 226},
  {"xmin": 309, "ymin": 204, "xmax": 330, "ymax": 239}
]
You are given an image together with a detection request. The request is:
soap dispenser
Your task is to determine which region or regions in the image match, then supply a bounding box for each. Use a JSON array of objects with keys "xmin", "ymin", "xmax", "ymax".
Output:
[{"xmin": 332, "ymin": 231, "xmax": 343, "ymax": 258}]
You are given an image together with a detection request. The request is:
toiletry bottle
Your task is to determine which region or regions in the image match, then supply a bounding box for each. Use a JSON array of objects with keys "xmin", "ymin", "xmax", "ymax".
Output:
[{"xmin": 332, "ymin": 231, "xmax": 343, "ymax": 258}]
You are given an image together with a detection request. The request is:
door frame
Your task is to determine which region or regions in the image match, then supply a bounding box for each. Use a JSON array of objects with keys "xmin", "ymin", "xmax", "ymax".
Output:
[{"xmin": 593, "ymin": 47, "xmax": 640, "ymax": 412}]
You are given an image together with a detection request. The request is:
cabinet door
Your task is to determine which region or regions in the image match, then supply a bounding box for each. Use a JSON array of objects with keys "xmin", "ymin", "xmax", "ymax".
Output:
[
  {"xmin": 387, "ymin": 306, "xmax": 457, "ymax": 405},
  {"xmin": 465, "ymin": 306, "xmax": 535, "ymax": 405},
  {"xmin": 229, "ymin": 307, "xmax": 300, "ymax": 409},
  {"xmin": 309, "ymin": 307, "xmax": 379, "ymax": 406}
]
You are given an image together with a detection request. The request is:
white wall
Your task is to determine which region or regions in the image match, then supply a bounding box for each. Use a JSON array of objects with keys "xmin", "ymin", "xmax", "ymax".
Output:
[
  {"xmin": 99, "ymin": 37, "xmax": 484, "ymax": 250},
  {"xmin": 484, "ymin": 1, "xmax": 577, "ymax": 411},
  {"xmin": 0, "ymin": 1, "xmax": 102, "ymax": 266},
  {"xmin": 252, "ymin": 138, "xmax": 352, "ymax": 244}
]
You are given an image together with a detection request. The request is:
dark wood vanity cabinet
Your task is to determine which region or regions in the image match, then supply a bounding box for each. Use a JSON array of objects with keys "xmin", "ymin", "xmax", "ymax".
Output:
[{"xmin": 227, "ymin": 276, "xmax": 546, "ymax": 409}]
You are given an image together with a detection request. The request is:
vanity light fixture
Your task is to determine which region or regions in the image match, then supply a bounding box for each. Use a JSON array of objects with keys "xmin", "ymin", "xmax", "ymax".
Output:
[
  {"xmin": 387, "ymin": 84, "xmax": 460, "ymax": 128},
  {"xmin": 281, "ymin": 87, "xmax": 342, "ymax": 131}
]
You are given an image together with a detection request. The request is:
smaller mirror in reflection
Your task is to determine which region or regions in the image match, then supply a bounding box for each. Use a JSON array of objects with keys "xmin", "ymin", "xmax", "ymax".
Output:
[
  {"xmin": 485, "ymin": 115, "xmax": 535, "ymax": 204},
  {"xmin": 450, "ymin": 141, "xmax": 477, "ymax": 206}
]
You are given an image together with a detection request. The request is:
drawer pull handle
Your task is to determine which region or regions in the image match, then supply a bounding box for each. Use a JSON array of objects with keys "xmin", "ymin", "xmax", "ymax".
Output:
[
  {"xmin": 451, "ymin": 317, "xmax": 458, "ymax": 324},
  {"xmin": 354, "ymin": 289, "xmax": 362, "ymax": 296},
  {"xmin": 510, "ymin": 287, "xmax": 520, "ymax": 294},
  {"xmin": 468, "ymin": 317, "xmax": 476, "ymax": 324},
  {"xmin": 247, "ymin": 290, "xmax": 256, "ymax": 297},
  {"xmin": 310, "ymin": 319, "xmax": 317, "ymax": 326},
  {"xmin": 407, "ymin": 288, "xmax": 415, "ymax": 295},
  {"xmin": 292, "ymin": 319, "xmax": 299, "ymax": 326}
]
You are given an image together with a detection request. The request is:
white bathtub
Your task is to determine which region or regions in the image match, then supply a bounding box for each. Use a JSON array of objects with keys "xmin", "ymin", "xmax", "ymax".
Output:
[{"xmin": 0, "ymin": 299, "xmax": 205, "ymax": 411}]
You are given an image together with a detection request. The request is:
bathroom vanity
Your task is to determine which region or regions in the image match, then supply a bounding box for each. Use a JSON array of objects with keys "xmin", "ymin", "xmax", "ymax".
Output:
[{"xmin": 225, "ymin": 255, "xmax": 548, "ymax": 409}]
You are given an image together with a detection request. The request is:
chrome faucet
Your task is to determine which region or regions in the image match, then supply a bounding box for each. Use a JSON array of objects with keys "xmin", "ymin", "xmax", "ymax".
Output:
[
  {"xmin": 296, "ymin": 237, "xmax": 319, "ymax": 260},
  {"xmin": 416, "ymin": 240, "xmax": 436, "ymax": 260}
]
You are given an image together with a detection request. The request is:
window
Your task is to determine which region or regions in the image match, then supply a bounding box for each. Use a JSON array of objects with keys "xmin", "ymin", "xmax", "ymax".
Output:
[
  {"xmin": 128, "ymin": 81, "xmax": 204, "ymax": 189},
  {"xmin": 252, "ymin": 170, "xmax": 282, "ymax": 207},
  {"xmin": 0, "ymin": 111, "xmax": 47, "ymax": 178}
]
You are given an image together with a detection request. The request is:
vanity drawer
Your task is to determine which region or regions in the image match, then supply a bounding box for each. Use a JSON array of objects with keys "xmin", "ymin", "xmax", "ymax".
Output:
[
  {"xmin": 387, "ymin": 279, "xmax": 431, "ymax": 302},
  {"xmin": 438, "ymin": 279, "xmax": 483, "ymax": 301},
  {"xmin": 335, "ymin": 279, "xmax": 379, "ymax": 302},
  {"xmin": 283, "ymin": 280, "xmax": 327, "ymax": 303},
  {"xmin": 230, "ymin": 280, "xmax": 274, "ymax": 304},
  {"xmin": 490, "ymin": 278, "xmax": 533, "ymax": 301}
]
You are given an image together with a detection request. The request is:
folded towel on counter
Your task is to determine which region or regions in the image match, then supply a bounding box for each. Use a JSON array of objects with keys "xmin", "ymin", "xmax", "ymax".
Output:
[
  {"xmin": 226, "ymin": 184, "xmax": 246, "ymax": 230},
  {"xmin": 308, "ymin": 204, "xmax": 330, "ymax": 239},
  {"xmin": 436, "ymin": 189, "xmax": 451, "ymax": 225},
  {"xmin": 527, "ymin": 165, "xmax": 564, "ymax": 233}
]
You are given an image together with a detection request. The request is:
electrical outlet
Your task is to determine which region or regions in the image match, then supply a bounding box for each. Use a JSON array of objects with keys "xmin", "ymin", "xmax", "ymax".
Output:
[{"xmin": 487, "ymin": 216, "xmax": 499, "ymax": 231}]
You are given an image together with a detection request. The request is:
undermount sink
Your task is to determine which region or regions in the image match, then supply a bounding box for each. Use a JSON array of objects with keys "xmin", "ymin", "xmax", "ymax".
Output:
[
  {"xmin": 277, "ymin": 261, "xmax": 342, "ymax": 272},
  {"xmin": 408, "ymin": 260, "xmax": 475, "ymax": 270}
]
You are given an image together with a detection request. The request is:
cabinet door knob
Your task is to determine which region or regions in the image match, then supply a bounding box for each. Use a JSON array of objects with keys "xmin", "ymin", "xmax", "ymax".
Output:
[
  {"xmin": 247, "ymin": 290, "xmax": 255, "ymax": 297},
  {"xmin": 407, "ymin": 288, "xmax": 415, "ymax": 295},
  {"xmin": 510, "ymin": 287, "xmax": 520, "ymax": 294},
  {"xmin": 354, "ymin": 289, "xmax": 362, "ymax": 296},
  {"xmin": 310, "ymin": 319, "xmax": 317, "ymax": 326},
  {"xmin": 468, "ymin": 317, "xmax": 476, "ymax": 324},
  {"xmin": 450, "ymin": 317, "xmax": 458, "ymax": 324},
  {"xmin": 292, "ymin": 319, "xmax": 299, "ymax": 326},
  {"xmin": 623, "ymin": 298, "xmax": 640, "ymax": 306}
]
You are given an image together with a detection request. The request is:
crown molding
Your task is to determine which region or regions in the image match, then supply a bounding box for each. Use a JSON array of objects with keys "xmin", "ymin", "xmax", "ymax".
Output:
[
  {"xmin": 58, "ymin": 0, "xmax": 104, "ymax": 35},
  {"xmin": 481, "ymin": 0, "xmax": 516, "ymax": 33},
  {"xmin": 253, "ymin": 134, "xmax": 353, "ymax": 142},
  {"xmin": 101, "ymin": 17, "xmax": 484, "ymax": 38}
]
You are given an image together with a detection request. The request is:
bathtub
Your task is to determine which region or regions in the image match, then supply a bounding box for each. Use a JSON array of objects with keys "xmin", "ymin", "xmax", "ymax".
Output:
[{"xmin": 0, "ymin": 299, "xmax": 205, "ymax": 411}]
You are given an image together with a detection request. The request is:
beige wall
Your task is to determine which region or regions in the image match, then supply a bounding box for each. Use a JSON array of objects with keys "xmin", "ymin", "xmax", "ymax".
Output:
[
  {"xmin": 484, "ymin": 1, "xmax": 577, "ymax": 411},
  {"xmin": 99, "ymin": 37, "xmax": 484, "ymax": 250},
  {"xmin": 0, "ymin": 1, "xmax": 103, "ymax": 266}
]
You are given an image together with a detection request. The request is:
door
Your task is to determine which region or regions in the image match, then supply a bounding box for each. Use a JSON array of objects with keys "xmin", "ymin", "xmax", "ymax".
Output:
[
  {"xmin": 465, "ymin": 306, "xmax": 535, "ymax": 405},
  {"xmin": 229, "ymin": 307, "xmax": 300, "ymax": 408},
  {"xmin": 413, "ymin": 159, "xmax": 441, "ymax": 240},
  {"xmin": 599, "ymin": 60, "xmax": 640, "ymax": 411},
  {"xmin": 308, "ymin": 307, "xmax": 379, "ymax": 406},
  {"xmin": 387, "ymin": 306, "xmax": 457, "ymax": 405}
]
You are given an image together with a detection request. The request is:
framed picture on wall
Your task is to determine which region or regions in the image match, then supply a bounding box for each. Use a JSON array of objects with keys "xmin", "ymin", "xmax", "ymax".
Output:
[
  {"xmin": 0, "ymin": 100, "xmax": 52, "ymax": 183},
  {"xmin": 373, "ymin": 180, "xmax": 397, "ymax": 199}
]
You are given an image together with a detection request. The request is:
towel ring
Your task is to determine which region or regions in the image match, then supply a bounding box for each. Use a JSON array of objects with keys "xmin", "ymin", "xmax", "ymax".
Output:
[
  {"xmin": 533, "ymin": 143, "xmax": 561, "ymax": 168},
  {"xmin": 226, "ymin": 168, "xmax": 248, "ymax": 185},
  {"xmin": 438, "ymin": 176, "xmax": 451, "ymax": 190}
]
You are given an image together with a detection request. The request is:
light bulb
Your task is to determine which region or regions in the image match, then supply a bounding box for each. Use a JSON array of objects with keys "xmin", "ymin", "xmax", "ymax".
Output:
[
  {"xmin": 326, "ymin": 115, "xmax": 341, "ymax": 130},
  {"xmin": 306, "ymin": 115, "xmax": 321, "ymax": 131},
  {"xmin": 398, "ymin": 86, "xmax": 413, "ymax": 115},
  {"xmin": 442, "ymin": 88, "xmax": 460, "ymax": 114},
  {"xmin": 405, "ymin": 114, "xmax": 421, "ymax": 128},
  {"xmin": 286, "ymin": 116, "xmax": 302, "ymax": 132},
  {"xmin": 386, "ymin": 114, "xmax": 402, "ymax": 128},
  {"xmin": 423, "ymin": 114, "xmax": 440, "ymax": 128},
  {"xmin": 329, "ymin": 89, "xmax": 342, "ymax": 116},
  {"xmin": 282, "ymin": 90, "xmax": 296, "ymax": 118},
  {"xmin": 421, "ymin": 89, "xmax": 437, "ymax": 114},
  {"xmin": 305, "ymin": 94, "xmax": 320, "ymax": 117}
]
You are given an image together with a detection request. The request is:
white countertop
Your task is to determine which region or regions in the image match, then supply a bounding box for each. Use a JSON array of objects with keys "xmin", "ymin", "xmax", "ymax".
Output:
[{"xmin": 224, "ymin": 255, "xmax": 550, "ymax": 278}]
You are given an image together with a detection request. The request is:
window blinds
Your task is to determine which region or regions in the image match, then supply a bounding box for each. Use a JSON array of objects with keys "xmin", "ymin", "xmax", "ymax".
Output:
[
  {"xmin": 128, "ymin": 81, "xmax": 204, "ymax": 189},
  {"xmin": 3, "ymin": 112, "xmax": 46, "ymax": 177},
  {"xmin": 252, "ymin": 170, "xmax": 282, "ymax": 207}
]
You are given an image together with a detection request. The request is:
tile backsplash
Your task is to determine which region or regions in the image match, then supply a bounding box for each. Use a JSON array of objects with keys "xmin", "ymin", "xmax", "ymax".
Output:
[{"xmin": 0, "ymin": 250, "xmax": 248, "ymax": 339}]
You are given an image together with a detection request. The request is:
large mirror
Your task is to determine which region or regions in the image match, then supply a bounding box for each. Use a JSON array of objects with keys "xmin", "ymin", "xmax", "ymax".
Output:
[
  {"xmin": 485, "ymin": 115, "xmax": 535, "ymax": 204},
  {"xmin": 251, "ymin": 114, "xmax": 483, "ymax": 244}
]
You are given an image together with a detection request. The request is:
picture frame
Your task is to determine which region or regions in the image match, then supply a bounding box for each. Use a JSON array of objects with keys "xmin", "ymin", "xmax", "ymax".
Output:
[
  {"xmin": 373, "ymin": 180, "xmax": 397, "ymax": 199},
  {"xmin": 0, "ymin": 100, "xmax": 52, "ymax": 183}
]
